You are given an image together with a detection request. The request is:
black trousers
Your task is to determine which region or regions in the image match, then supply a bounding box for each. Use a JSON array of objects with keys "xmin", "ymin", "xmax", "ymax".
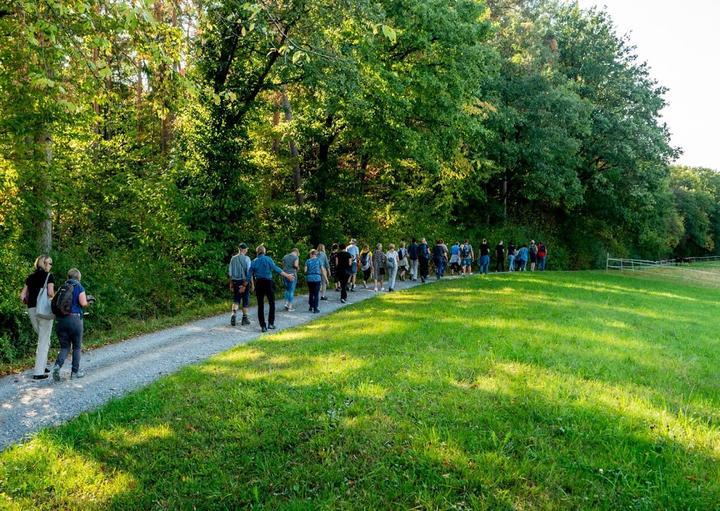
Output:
[
  {"xmin": 419, "ymin": 258, "xmax": 429, "ymax": 279},
  {"xmin": 255, "ymin": 279, "xmax": 275, "ymax": 328},
  {"xmin": 308, "ymin": 281, "xmax": 320, "ymax": 310},
  {"xmin": 496, "ymin": 258, "xmax": 504, "ymax": 272},
  {"xmin": 338, "ymin": 272, "xmax": 350, "ymax": 300}
]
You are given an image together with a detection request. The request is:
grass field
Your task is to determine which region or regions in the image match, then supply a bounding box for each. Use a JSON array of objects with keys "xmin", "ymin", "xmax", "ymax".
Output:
[{"xmin": 1, "ymin": 271, "xmax": 719, "ymax": 510}]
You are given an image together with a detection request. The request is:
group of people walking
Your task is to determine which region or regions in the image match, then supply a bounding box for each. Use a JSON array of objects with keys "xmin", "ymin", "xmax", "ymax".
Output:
[
  {"xmin": 20, "ymin": 256, "xmax": 94, "ymax": 381},
  {"xmin": 18, "ymin": 236, "xmax": 548, "ymax": 382},
  {"xmin": 227, "ymin": 237, "xmax": 548, "ymax": 332}
]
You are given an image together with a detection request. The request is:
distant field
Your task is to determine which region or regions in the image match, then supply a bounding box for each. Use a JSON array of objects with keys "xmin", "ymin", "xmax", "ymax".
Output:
[{"xmin": 1, "ymin": 271, "xmax": 719, "ymax": 510}]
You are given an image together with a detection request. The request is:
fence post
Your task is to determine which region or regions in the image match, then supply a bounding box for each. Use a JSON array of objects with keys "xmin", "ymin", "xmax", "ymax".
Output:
[{"xmin": 606, "ymin": 252, "xmax": 609, "ymax": 271}]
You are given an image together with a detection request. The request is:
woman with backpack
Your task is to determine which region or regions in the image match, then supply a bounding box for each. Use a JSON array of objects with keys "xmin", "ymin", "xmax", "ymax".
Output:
[
  {"xmin": 397, "ymin": 242, "xmax": 409, "ymax": 281},
  {"xmin": 52, "ymin": 268, "xmax": 94, "ymax": 380},
  {"xmin": 386, "ymin": 243, "xmax": 399, "ymax": 292},
  {"xmin": 372, "ymin": 243, "xmax": 387, "ymax": 291},
  {"xmin": 359, "ymin": 244, "xmax": 373, "ymax": 288},
  {"xmin": 20, "ymin": 255, "xmax": 55, "ymax": 380}
]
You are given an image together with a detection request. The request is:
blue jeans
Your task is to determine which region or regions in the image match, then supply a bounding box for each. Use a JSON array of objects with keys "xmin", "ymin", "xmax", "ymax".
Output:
[
  {"xmin": 55, "ymin": 315, "xmax": 83, "ymax": 373},
  {"xmin": 480, "ymin": 255, "xmax": 490, "ymax": 274},
  {"xmin": 284, "ymin": 276, "xmax": 297, "ymax": 304},
  {"xmin": 508, "ymin": 255, "xmax": 515, "ymax": 272},
  {"xmin": 434, "ymin": 258, "xmax": 445, "ymax": 279},
  {"xmin": 538, "ymin": 256, "xmax": 546, "ymax": 271}
]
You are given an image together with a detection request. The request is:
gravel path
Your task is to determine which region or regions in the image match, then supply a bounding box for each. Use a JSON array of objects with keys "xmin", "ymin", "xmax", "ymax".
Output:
[{"xmin": 0, "ymin": 276, "xmax": 443, "ymax": 451}]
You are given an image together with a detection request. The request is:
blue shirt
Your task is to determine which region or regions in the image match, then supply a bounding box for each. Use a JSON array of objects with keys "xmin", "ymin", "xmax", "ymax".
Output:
[
  {"xmin": 518, "ymin": 247, "xmax": 529, "ymax": 261},
  {"xmin": 347, "ymin": 244, "xmax": 359, "ymax": 262},
  {"xmin": 250, "ymin": 255, "xmax": 283, "ymax": 280},
  {"xmin": 451, "ymin": 244, "xmax": 460, "ymax": 256},
  {"xmin": 305, "ymin": 258, "xmax": 322, "ymax": 282},
  {"xmin": 317, "ymin": 251, "xmax": 330, "ymax": 271},
  {"xmin": 67, "ymin": 279, "xmax": 86, "ymax": 314}
]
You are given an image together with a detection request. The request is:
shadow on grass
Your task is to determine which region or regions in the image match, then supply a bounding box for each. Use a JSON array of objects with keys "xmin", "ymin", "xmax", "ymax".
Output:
[{"xmin": 2, "ymin": 272, "xmax": 720, "ymax": 509}]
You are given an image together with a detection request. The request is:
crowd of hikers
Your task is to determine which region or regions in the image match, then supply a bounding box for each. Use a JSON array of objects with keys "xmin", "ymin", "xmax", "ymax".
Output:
[
  {"xmin": 19, "ymin": 237, "xmax": 547, "ymax": 381},
  {"xmin": 227, "ymin": 237, "xmax": 548, "ymax": 331}
]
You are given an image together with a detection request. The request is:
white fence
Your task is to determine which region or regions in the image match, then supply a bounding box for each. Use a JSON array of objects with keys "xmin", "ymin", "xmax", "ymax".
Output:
[{"xmin": 606, "ymin": 254, "xmax": 720, "ymax": 271}]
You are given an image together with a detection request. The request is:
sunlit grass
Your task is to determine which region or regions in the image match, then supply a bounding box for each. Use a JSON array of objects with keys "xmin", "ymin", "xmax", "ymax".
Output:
[{"xmin": 1, "ymin": 271, "xmax": 719, "ymax": 509}]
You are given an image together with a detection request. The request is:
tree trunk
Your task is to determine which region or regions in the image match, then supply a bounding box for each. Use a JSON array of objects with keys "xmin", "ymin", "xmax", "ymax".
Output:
[
  {"xmin": 35, "ymin": 129, "xmax": 53, "ymax": 254},
  {"xmin": 280, "ymin": 86, "xmax": 302, "ymax": 206},
  {"xmin": 272, "ymin": 92, "xmax": 282, "ymax": 153}
]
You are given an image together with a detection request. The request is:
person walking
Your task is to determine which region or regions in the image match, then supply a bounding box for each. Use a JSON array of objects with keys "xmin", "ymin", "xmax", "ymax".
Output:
[
  {"xmin": 461, "ymin": 239, "xmax": 474, "ymax": 275},
  {"xmin": 517, "ymin": 244, "xmax": 529, "ymax": 271},
  {"xmin": 529, "ymin": 240, "xmax": 538, "ymax": 272},
  {"xmin": 433, "ymin": 239, "xmax": 448, "ymax": 279},
  {"xmin": 304, "ymin": 249, "xmax": 323, "ymax": 313},
  {"xmin": 282, "ymin": 248, "xmax": 300, "ymax": 311},
  {"xmin": 51, "ymin": 268, "xmax": 94, "ymax": 380},
  {"xmin": 250, "ymin": 246, "xmax": 295, "ymax": 332},
  {"xmin": 397, "ymin": 242, "xmax": 409, "ymax": 281},
  {"xmin": 386, "ymin": 243, "xmax": 399, "ymax": 291},
  {"xmin": 495, "ymin": 240, "xmax": 505, "ymax": 272},
  {"xmin": 449, "ymin": 241, "xmax": 461, "ymax": 275},
  {"xmin": 507, "ymin": 242, "xmax": 517, "ymax": 272},
  {"xmin": 479, "ymin": 239, "xmax": 490, "ymax": 275},
  {"xmin": 316, "ymin": 243, "xmax": 331, "ymax": 300},
  {"xmin": 228, "ymin": 243, "xmax": 252, "ymax": 326},
  {"xmin": 537, "ymin": 241, "xmax": 548, "ymax": 271},
  {"xmin": 347, "ymin": 239, "xmax": 360, "ymax": 291},
  {"xmin": 372, "ymin": 243, "xmax": 387, "ymax": 291},
  {"xmin": 359, "ymin": 244, "xmax": 373, "ymax": 288},
  {"xmin": 329, "ymin": 243, "xmax": 340, "ymax": 292},
  {"xmin": 20, "ymin": 255, "xmax": 55, "ymax": 380},
  {"xmin": 418, "ymin": 238, "xmax": 430, "ymax": 283},
  {"xmin": 408, "ymin": 238, "xmax": 419, "ymax": 280},
  {"xmin": 333, "ymin": 243, "xmax": 353, "ymax": 303}
]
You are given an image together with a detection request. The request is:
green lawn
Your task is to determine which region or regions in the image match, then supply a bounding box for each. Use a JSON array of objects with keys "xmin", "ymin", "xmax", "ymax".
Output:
[{"xmin": 1, "ymin": 271, "xmax": 719, "ymax": 510}]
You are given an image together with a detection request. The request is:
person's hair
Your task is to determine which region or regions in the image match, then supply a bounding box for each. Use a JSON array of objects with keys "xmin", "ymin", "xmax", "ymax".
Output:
[
  {"xmin": 483, "ymin": 238, "xmax": 487, "ymax": 243},
  {"xmin": 309, "ymin": 249, "xmax": 317, "ymax": 257},
  {"xmin": 291, "ymin": 248, "xmax": 299, "ymax": 254},
  {"xmin": 317, "ymin": 243, "xmax": 325, "ymax": 252},
  {"xmin": 361, "ymin": 244, "xmax": 369, "ymax": 252},
  {"xmin": 256, "ymin": 245, "xmax": 266, "ymax": 255},
  {"xmin": 67, "ymin": 268, "xmax": 81, "ymax": 281},
  {"xmin": 421, "ymin": 238, "xmax": 426, "ymax": 243},
  {"xmin": 464, "ymin": 239, "xmax": 468, "ymax": 243},
  {"xmin": 331, "ymin": 243, "xmax": 338, "ymax": 251},
  {"xmin": 400, "ymin": 242, "xmax": 406, "ymax": 248},
  {"xmin": 412, "ymin": 237, "xmax": 417, "ymax": 243},
  {"xmin": 339, "ymin": 243, "xmax": 347, "ymax": 250},
  {"xmin": 34, "ymin": 255, "xmax": 50, "ymax": 270},
  {"xmin": 376, "ymin": 243, "xmax": 382, "ymax": 250},
  {"xmin": 388, "ymin": 243, "xmax": 395, "ymax": 250},
  {"xmin": 499, "ymin": 240, "xmax": 503, "ymax": 244}
]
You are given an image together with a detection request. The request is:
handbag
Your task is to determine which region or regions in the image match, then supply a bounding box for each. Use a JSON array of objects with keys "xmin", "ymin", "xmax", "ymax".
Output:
[{"xmin": 36, "ymin": 273, "xmax": 55, "ymax": 320}]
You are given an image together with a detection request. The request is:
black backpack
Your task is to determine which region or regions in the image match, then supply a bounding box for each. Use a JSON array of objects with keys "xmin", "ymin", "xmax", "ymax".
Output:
[{"xmin": 51, "ymin": 281, "xmax": 75, "ymax": 317}]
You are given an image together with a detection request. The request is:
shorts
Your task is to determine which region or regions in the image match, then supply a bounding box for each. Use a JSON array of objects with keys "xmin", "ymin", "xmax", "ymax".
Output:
[
  {"xmin": 378, "ymin": 268, "xmax": 385, "ymax": 276},
  {"xmin": 232, "ymin": 279, "xmax": 250, "ymax": 307},
  {"xmin": 530, "ymin": 253, "xmax": 537, "ymax": 263},
  {"xmin": 363, "ymin": 268, "xmax": 372, "ymax": 280},
  {"xmin": 351, "ymin": 261, "xmax": 358, "ymax": 274},
  {"xmin": 462, "ymin": 258, "xmax": 472, "ymax": 267}
]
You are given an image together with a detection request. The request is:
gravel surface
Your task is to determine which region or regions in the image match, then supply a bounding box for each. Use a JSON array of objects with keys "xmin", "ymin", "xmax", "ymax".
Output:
[{"xmin": 0, "ymin": 276, "xmax": 440, "ymax": 451}]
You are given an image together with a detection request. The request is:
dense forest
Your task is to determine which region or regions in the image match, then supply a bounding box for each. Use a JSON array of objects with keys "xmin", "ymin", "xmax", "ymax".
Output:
[{"xmin": 1, "ymin": 0, "xmax": 719, "ymax": 361}]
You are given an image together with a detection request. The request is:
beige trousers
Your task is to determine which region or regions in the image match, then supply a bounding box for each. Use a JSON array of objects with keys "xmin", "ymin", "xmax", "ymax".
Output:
[{"xmin": 28, "ymin": 308, "xmax": 54, "ymax": 376}]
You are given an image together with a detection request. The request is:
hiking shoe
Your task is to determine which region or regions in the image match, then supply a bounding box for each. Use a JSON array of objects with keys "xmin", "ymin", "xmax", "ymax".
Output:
[
  {"xmin": 241, "ymin": 315, "xmax": 250, "ymax": 326},
  {"xmin": 320, "ymin": 296, "xmax": 328, "ymax": 301},
  {"xmin": 70, "ymin": 371, "xmax": 85, "ymax": 380},
  {"xmin": 230, "ymin": 314, "xmax": 236, "ymax": 326},
  {"xmin": 340, "ymin": 299, "xmax": 346, "ymax": 304},
  {"xmin": 268, "ymin": 324, "xmax": 276, "ymax": 330},
  {"xmin": 313, "ymin": 308, "xmax": 320, "ymax": 313},
  {"xmin": 32, "ymin": 374, "xmax": 49, "ymax": 380},
  {"xmin": 287, "ymin": 306, "xmax": 295, "ymax": 312},
  {"xmin": 52, "ymin": 365, "xmax": 61, "ymax": 382},
  {"xmin": 261, "ymin": 326, "xmax": 268, "ymax": 333}
]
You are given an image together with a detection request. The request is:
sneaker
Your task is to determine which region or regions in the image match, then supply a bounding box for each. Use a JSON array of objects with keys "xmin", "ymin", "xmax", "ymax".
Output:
[
  {"xmin": 351, "ymin": 285, "xmax": 355, "ymax": 291},
  {"xmin": 70, "ymin": 370, "xmax": 85, "ymax": 379},
  {"xmin": 340, "ymin": 299, "xmax": 346, "ymax": 304},
  {"xmin": 381, "ymin": 287, "xmax": 385, "ymax": 291},
  {"xmin": 268, "ymin": 324, "xmax": 276, "ymax": 330},
  {"xmin": 374, "ymin": 287, "xmax": 378, "ymax": 292},
  {"xmin": 284, "ymin": 304, "xmax": 289, "ymax": 311},
  {"xmin": 241, "ymin": 315, "xmax": 250, "ymax": 326},
  {"xmin": 32, "ymin": 374, "xmax": 49, "ymax": 380},
  {"xmin": 230, "ymin": 314, "xmax": 236, "ymax": 326},
  {"xmin": 309, "ymin": 307, "xmax": 313, "ymax": 312},
  {"xmin": 389, "ymin": 288, "xmax": 393, "ymax": 292},
  {"xmin": 261, "ymin": 326, "xmax": 268, "ymax": 333},
  {"xmin": 44, "ymin": 368, "xmax": 50, "ymax": 373},
  {"xmin": 320, "ymin": 296, "xmax": 328, "ymax": 301},
  {"xmin": 313, "ymin": 308, "xmax": 320, "ymax": 314},
  {"xmin": 52, "ymin": 365, "xmax": 61, "ymax": 382}
]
